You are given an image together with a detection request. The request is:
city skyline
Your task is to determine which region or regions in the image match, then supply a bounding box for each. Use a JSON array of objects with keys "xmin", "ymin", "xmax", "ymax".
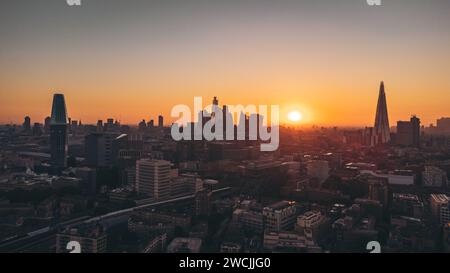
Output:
[
  {"xmin": 1, "ymin": 0, "xmax": 450, "ymax": 126},
  {"xmin": 1, "ymin": 83, "xmax": 448, "ymax": 130}
]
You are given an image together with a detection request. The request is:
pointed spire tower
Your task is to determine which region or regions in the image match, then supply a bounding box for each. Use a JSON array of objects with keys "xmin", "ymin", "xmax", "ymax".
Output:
[{"xmin": 374, "ymin": 81, "xmax": 390, "ymax": 143}]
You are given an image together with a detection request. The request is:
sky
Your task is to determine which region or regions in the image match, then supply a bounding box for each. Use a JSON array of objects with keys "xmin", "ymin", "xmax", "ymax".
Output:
[{"xmin": 0, "ymin": 0, "xmax": 449, "ymax": 126}]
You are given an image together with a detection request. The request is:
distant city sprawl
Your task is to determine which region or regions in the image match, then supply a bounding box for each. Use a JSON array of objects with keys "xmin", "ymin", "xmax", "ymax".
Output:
[
  {"xmin": 1, "ymin": 81, "xmax": 450, "ymax": 254},
  {"xmin": 1, "ymin": 0, "xmax": 450, "ymax": 258}
]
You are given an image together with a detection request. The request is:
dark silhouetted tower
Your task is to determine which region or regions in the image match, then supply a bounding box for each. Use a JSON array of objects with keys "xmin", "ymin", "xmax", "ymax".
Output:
[
  {"xmin": 411, "ymin": 115, "xmax": 420, "ymax": 147},
  {"xmin": 44, "ymin": 116, "xmax": 51, "ymax": 133},
  {"xmin": 374, "ymin": 81, "xmax": 390, "ymax": 144},
  {"xmin": 85, "ymin": 133, "xmax": 115, "ymax": 167},
  {"xmin": 97, "ymin": 120, "xmax": 103, "ymax": 132},
  {"xmin": 158, "ymin": 115, "xmax": 164, "ymax": 128},
  {"xmin": 396, "ymin": 115, "xmax": 421, "ymax": 147},
  {"xmin": 32, "ymin": 123, "xmax": 42, "ymax": 136},
  {"xmin": 23, "ymin": 116, "xmax": 31, "ymax": 133},
  {"xmin": 139, "ymin": 119, "xmax": 147, "ymax": 131},
  {"xmin": 50, "ymin": 93, "xmax": 68, "ymax": 168}
]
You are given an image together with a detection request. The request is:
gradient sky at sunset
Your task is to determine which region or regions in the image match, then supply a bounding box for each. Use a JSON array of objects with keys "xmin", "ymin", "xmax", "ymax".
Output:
[{"xmin": 1, "ymin": 0, "xmax": 449, "ymax": 126}]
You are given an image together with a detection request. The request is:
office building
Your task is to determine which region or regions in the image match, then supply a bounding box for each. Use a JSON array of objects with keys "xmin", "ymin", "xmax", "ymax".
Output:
[
  {"xmin": 23, "ymin": 116, "xmax": 31, "ymax": 133},
  {"xmin": 158, "ymin": 115, "xmax": 164, "ymax": 128},
  {"xmin": 263, "ymin": 201, "xmax": 297, "ymax": 232},
  {"xmin": 422, "ymin": 166, "xmax": 447, "ymax": 187},
  {"xmin": 263, "ymin": 231, "xmax": 320, "ymax": 252},
  {"xmin": 56, "ymin": 223, "xmax": 107, "ymax": 253},
  {"xmin": 193, "ymin": 189, "xmax": 212, "ymax": 217},
  {"xmin": 233, "ymin": 208, "xmax": 264, "ymax": 234},
  {"xmin": 96, "ymin": 120, "xmax": 103, "ymax": 132},
  {"xmin": 444, "ymin": 223, "xmax": 450, "ymax": 252},
  {"xmin": 50, "ymin": 93, "xmax": 68, "ymax": 168},
  {"xmin": 44, "ymin": 116, "xmax": 51, "ymax": 132},
  {"xmin": 32, "ymin": 123, "xmax": 42, "ymax": 136},
  {"xmin": 136, "ymin": 159, "xmax": 171, "ymax": 200},
  {"xmin": 85, "ymin": 133, "xmax": 116, "ymax": 167},
  {"xmin": 430, "ymin": 194, "xmax": 450, "ymax": 225},
  {"xmin": 437, "ymin": 117, "xmax": 450, "ymax": 134},
  {"xmin": 295, "ymin": 211, "xmax": 328, "ymax": 242},
  {"xmin": 360, "ymin": 170, "xmax": 415, "ymax": 186},
  {"xmin": 76, "ymin": 167, "xmax": 97, "ymax": 195},
  {"xmin": 391, "ymin": 193, "xmax": 424, "ymax": 218},
  {"xmin": 367, "ymin": 175, "xmax": 389, "ymax": 206},
  {"xmin": 396, "ymin": 116, "xmax": 421, "ymax": 147}
]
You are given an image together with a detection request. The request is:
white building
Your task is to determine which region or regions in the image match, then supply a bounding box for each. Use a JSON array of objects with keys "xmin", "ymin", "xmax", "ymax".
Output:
[
  {"xmin": 296, "ymin": 211, "xmax": 327, "ymax": 241},
  {"xmin": 263, "ymin": 201, "xmax": 297, "ymax": 232},
  {"xmin": 296, "ymin": 211, "xmax": 323, "ymax": 228},
  {"xmin": 136, "ymin": 159, "xmax": 171, "ymax": 200}
]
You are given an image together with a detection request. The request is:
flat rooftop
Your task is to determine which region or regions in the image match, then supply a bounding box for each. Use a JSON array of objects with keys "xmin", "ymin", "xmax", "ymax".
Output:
[{"xmin": 265, "ymin": 200, "xmax": 296, "ymax": 211}]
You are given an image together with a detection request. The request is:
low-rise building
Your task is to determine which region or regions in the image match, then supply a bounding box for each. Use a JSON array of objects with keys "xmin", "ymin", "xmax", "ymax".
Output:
[
  {"xmin": 263, "ymin": 201, "xmax": 297, "ymax": 232},
  {"xmin": 423, "ymin": 166, "xmax": 448, "ymax": 187},
  {"xmin": 167, "ymin": 237, "xmax": 202, "ymax": 253},
  {"xmin": 56, "ymin": 223, "xmax": 107, "ymax": 253},
  {"xmin": 430, "ymin": 194, "xmax": 450, "ymax": 225},
  {"xmin": 295, "ymin": 211, "xmax": 328, "ymax": 242},
  {"xmin": 263, "ymin": 231, "xmax": 321, "ymax": 252}
]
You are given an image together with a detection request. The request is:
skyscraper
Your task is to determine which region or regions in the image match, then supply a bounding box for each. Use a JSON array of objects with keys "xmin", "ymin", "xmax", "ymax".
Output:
[
  {"xmin": 50, "ymin": 93, "xmax": 68, "ymax": 168},
  {"xmin": 97, "ymin": 120, "xmax": 103, "ymax": 132},
  {"xmin": 158, "ymin": 115, "xmax": 164, "ymax": 128},
  {"xmin": 396, "ymin": 115, "xmax": 421, "ymax": 147},
  {"xmin": 212, "ymin": 96, "xmax": 219, "ymax": 106},
  {"xmin": 23, "ymin": 116, "xmax": 31, "ymax": 133},
  {"xmin": 85, "ymin": 133, "xmax": 116, "ymax": 167},
  {"xmin": 374, "ymin": 81, "xmax": 390, "ymax": 144},
  {"xmin": 44, "ymin": 116, "xmax": 51, "ymax": 133},
  {"xmin": 410, "ymin": 115, "xmax": 421, "ymax": 147}
]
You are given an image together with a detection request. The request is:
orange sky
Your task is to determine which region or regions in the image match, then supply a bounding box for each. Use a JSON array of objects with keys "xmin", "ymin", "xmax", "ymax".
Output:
[{"xmin": 1, "ymin": 1, "xmax": 449, "ymax": 127}]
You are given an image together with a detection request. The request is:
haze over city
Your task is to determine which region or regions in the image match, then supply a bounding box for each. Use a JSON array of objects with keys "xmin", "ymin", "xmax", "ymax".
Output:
[{"xmin": 1, "ymin": 0, "xmax": 450, "ymax": 126}]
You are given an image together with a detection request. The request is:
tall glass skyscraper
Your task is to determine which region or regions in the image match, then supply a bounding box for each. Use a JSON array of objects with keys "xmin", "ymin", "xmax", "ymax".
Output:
[
  {"xmin": 50, "ymin": 93, "xmax": 68, "ymax": 168},
  {"xmin": 374, "ymin": 81, "xmax": 390, "ymax": 144}
]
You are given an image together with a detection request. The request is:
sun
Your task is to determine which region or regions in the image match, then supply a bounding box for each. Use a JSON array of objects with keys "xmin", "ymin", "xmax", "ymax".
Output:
[{"xmin": 287, "ymin": 111, "xmax": 303, "ymax": 122}]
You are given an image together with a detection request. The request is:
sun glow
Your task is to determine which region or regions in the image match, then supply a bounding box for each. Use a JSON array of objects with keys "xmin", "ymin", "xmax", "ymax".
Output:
[{"xmin": 287, "ymin": 111, "xmax": 302, "ymax": 122}]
